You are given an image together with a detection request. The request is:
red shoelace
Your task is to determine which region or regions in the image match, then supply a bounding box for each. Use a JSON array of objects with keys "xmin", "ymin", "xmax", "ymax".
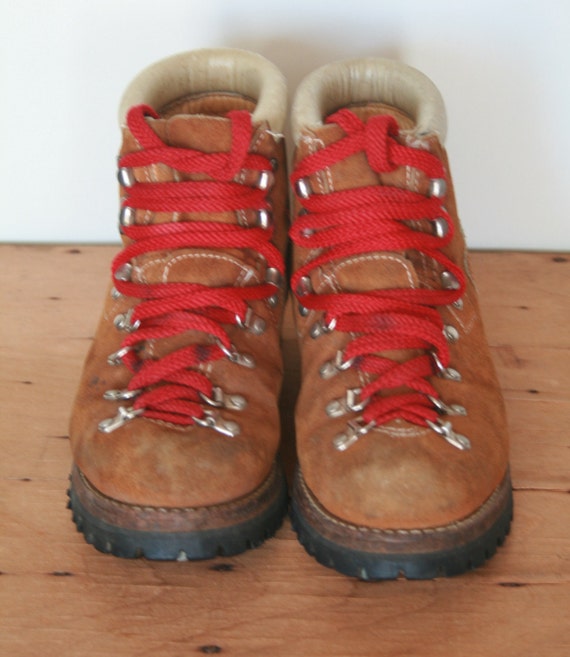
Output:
[
  {"xmin": 290, "ymin": 108, "xmax": 465, "ymax": 430},
  {"xmin": 109, "ymin": 105, "xmax": 284, "ymax": 427}
]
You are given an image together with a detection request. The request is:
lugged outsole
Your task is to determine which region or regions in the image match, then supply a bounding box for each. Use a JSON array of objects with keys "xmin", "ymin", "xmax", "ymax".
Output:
[
  {"xmin": 68, "ymin": 465, "xmax": 288, "ymax": 561},
  {"xmin": 290, "ymin": 470, "xmax": 513, "ymax": 580}
]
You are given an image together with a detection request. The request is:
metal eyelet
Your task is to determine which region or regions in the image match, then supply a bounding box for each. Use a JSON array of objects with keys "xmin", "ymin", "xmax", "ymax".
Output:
[
  {"xmin": 216, "ymin": 340, "xmax": 255, "ymax": 368},
  {"xmin": 256, "ymin": 170, "xmax": 274, "ymax": 190},
  {"xmin": 326, "ymin": 388, "xmax": 368, "ymax": 418},
  {"xmin": 113, "ymin": 308, "xmax": 140, "ymax": 332},
  {"xmin": 441, "ymin": 270, "xmax": 464, "ymax": 309},
  {"xmin": 325, "ymin": 399, "xmax": 346, "ymax": 418},
  {"xmin": 119, "ymin": 206, "xmax": 136, "ymax": 228},
  {"xmin": 441, "ymin": 271, "xmax": 460, "ymax": 290},
  {"xmin": 310, "ymin": 316, "xmax": 337, "ymax": 339},
  {"xmin": 107, "ymin": 346, "xmax": 133, "ymax": 366},
  {"xmin": 117, "ymin": 167, "xmax": 135, "ymax": 188},
  {"xmin": 295, "ymin": 178, "xmax": 312, "ymax": 199},
  {"xmin": 98, "ymin": 406, "xmax": 144, "ymax": 433},
  {"xmin": 115, "ymin": 263, "xmax": 133, "ymax": 282},
  {"xmin": 296, "ymin": 275, "xmax": 313, "ymax": 297},
  {"xmin": 103, "ymin": 388, "xmax": 141, "ymax": 401},
  {"xmin": 429, "ymin": 178, "xmax": 447, "ymax": 198},
  {"xmin": 333, "ymin": 418, "xmax": 376, "ymax": 451},
  {"xmin": 433, "ymin": 217, "xmax": 449, "ymax": 238},
  {"xmin": 443, "ymin": 324, "xmax": 459, "ymax": 343},
  {"xmin": 110, "ymin": 286, "xmax": 122, "ymax": 300},
  {"xmin": 428, "ymin": 395, "xmax": 467, "ymax": 417},
  {"xmin": 298, "ymin": 303, "xmax": 310, "ymax": 317},
  {"xmin": 320, "ymin": 350, "xmax": 355, "ymax": 380},
  {"xmin": 256, "ymin": 209, "xmax": 272, "ymax": 229},
  {"xmin": 200, "ymin": 386, "xmax": 247, "ymax": 411},
  {"xmin": 264, "ymin": 267, "xmax": 282, "ymax": 308},
  {"xmin": 192, "ymin": 410, "xmax": 240, "ymax": 438},
  {"xmin": 265, "ymin": 267, "xmax": 283, "ymax": 288},
  {"xmin": 235, "ymin": 307, "xmax": 266, "ymax": 335},
  {"xmin": 431, "ymin": 352, "xmax": 462, "ymax": 381},
  {"xmin": 426, "ymin": 419, "xmax": 471, "ymax": 450}
]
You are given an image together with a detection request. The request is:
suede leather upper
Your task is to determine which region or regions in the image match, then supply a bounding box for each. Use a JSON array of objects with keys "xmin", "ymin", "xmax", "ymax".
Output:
[
  {"xmin": 291, "ymin": 103, "xmax": 510, "ymax": 530},
  {"xmin": 69, "ymin": 94, "xmax": 288, "ymax": 509}
]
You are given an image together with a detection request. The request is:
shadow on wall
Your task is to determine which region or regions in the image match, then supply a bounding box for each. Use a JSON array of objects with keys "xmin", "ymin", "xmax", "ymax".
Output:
[
  {"xmin": 223, "ymin": 34, "xmax": 402, "ymax": 92},
  {"xmin": 222, "ymin": 33, "xmax": 401, "ymax": 136}
]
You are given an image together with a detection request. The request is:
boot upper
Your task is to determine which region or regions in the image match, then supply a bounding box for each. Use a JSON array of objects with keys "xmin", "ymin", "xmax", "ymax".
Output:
[
  {"xmin": 69, "ymin": 51, "xmax": 288, "ymax": 509},
  {"xmin": 290, "ymin": 60, "xmax": 510, "ymax": 530}
]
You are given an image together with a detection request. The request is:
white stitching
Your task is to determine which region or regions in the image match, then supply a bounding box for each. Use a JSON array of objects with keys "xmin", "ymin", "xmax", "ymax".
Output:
[
  {"xmin": 161, "ymin": 252, "xmax": 259, "ymax": 285},
  {"xmin": 334, "ymin": 253, "xmax": 417, "ymax": 289}
]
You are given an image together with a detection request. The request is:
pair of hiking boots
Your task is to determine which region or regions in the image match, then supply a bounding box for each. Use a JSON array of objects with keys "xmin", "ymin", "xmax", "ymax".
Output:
[{"xmin": 68, "ymin": 49, "xmax": 512, "ymax": 580}]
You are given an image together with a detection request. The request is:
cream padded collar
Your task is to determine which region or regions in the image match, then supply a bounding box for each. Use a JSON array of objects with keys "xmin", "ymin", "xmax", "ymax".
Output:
[
  {"xmin": 119, "ymin": 48, "xmax": 287, "ymax": 133},
  {"xmin": 291, "ymin": 58, "xmax": 447, "ymax": 144}
]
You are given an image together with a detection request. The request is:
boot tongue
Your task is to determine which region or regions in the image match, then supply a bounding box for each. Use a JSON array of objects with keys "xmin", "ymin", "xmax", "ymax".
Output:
[
  {"xmin": 120, "ymin": 112, "xmax": 236, "ymax": 168},
  {"xmin": 119, "ymin": 110, "xmax": 264, "ymax": 288},
  {"xmin": 298, "ymin": 103, "xmax": 435, "ymax": 294},
  {"xmin": 148, "ymin": 113, "xmax": 234, "ymax": 153}
]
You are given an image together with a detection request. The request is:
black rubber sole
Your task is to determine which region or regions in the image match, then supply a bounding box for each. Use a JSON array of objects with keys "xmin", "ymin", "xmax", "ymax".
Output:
[
  {"xmin": 68, "ymin": 467, "xmax": 288, "ymax": 561},
  {"xmin": 290, "ymin": 474, "xmax": 513, "ymax": 580}
]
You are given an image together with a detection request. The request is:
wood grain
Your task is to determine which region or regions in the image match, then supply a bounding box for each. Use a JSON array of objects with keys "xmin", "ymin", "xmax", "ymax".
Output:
[{"xmin": 1, "ymin": 246, "xmax": 569, "ymax": 657}]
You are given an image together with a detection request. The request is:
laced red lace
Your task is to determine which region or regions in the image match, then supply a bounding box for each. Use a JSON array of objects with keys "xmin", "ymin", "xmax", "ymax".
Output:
[
  {"xmin": 290, "ymin": 108, "xmax": 465, "ymax": 429},
  {"xmin": 111, "ymin": 105, "xmax": 284, "ymax": 426}
]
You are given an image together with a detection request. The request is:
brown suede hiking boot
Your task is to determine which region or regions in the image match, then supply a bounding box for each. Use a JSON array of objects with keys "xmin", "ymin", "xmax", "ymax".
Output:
[
  {"xmin": 289, "ymin": 58, "xmax": 512, "ymax": 579},
  {"xmin": 68, "ymin": 49, "xmax": 289, "ymax": 559}
]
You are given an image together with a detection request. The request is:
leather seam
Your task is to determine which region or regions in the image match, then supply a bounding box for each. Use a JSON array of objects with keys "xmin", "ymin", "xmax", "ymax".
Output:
[
  {"xmin": 299, "ymin": 469, "xmax": 509, "ymax": 537},
  {"xmin": 76, "ymin": 462, "xmax": 278, "ymax": 515}
]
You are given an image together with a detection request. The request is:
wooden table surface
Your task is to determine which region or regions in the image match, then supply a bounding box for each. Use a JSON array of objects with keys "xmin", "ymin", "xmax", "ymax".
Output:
[{"xmin": 1, "ymin": 245, "xmax": 569, "ymax": 657}]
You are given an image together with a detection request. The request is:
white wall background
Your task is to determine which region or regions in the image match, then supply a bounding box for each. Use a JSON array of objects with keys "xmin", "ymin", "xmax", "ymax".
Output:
[{"xmin": 1, "ymin": 0, "xmax": 569, "ymax": 249}]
